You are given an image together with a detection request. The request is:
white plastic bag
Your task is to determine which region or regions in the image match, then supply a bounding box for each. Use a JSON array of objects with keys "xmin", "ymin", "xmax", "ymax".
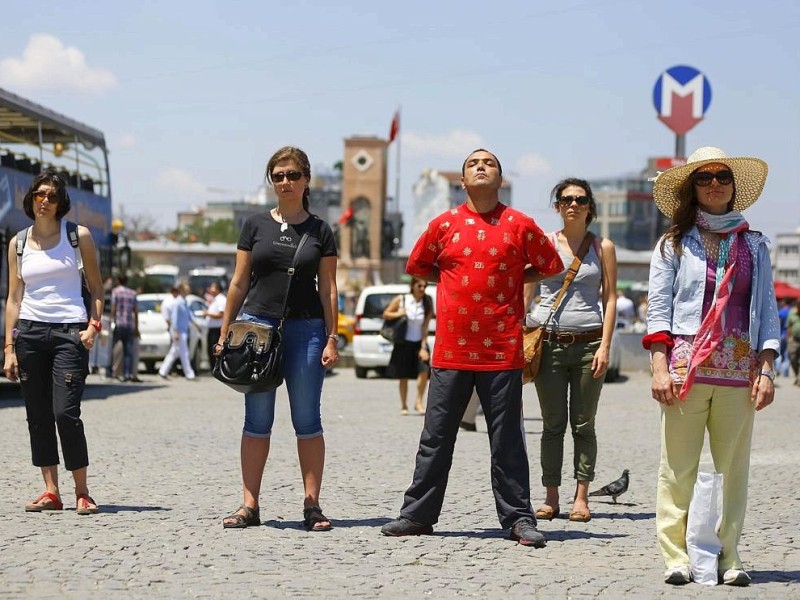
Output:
[{"xmin": 686, "ymin": 471, "xmax": 724, "ymax": 585}]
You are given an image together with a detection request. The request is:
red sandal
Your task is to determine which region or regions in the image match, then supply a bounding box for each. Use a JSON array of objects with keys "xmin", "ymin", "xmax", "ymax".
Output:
[
  {"xmin": 25, "ymin": 491, "xmax": 63, "ymax": 512},
  {"xmin": 76, "ymin": 494, "xmax": 100, "ymax": 515}
]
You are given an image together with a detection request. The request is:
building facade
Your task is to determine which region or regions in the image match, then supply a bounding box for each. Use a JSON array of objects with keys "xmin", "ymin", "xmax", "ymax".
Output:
[{"xmin": 773, "ymin": 229, "xmax": 800, "ymax": 285}]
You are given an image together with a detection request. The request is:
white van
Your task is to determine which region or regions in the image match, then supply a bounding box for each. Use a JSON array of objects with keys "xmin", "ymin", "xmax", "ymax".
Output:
[{"xmin": 352, "ymin": 284, "xmax": 436, "ymax": 378}]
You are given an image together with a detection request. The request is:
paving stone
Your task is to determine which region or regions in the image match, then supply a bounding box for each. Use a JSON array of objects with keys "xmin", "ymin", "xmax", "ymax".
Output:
[{"xmin": 0, "ymin": 370, "xmax": 797, "ymax": 597}]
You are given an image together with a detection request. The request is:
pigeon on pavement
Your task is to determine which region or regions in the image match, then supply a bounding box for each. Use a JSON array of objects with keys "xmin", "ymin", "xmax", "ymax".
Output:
[{"xmin": 588, "ymin": 469, "xmax": 629, "ymax": 503}]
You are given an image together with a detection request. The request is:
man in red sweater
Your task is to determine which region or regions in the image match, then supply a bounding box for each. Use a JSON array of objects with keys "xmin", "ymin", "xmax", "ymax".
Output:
[{"xmin": 381, "ymin": 149, "xmax": 563, "ymax": 546}]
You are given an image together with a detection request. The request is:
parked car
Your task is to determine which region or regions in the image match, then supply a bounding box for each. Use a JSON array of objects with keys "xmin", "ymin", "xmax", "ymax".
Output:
[
  {"xmin": 352, "ymin": 284, "xmax": 437, "ymax": 379},
  {"xmin": 137, "ymin": 293, "xmax": 208, "ymax": 373}
]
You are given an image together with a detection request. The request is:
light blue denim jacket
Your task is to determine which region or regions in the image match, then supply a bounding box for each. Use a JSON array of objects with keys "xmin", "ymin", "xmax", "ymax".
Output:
[{"xmin": 647, "ymin": 226, "xmax": 780, "ymax": 355}]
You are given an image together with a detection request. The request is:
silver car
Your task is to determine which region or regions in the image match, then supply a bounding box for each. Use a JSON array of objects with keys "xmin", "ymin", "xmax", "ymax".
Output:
[{"xmin": 137, "ymin": 293, "xmax": 208, "ymax": 373}]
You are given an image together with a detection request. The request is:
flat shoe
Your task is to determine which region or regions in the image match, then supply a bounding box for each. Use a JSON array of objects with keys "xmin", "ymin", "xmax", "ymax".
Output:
[
  {"xmin": 534, "ymin": 505, "xmax": 560, "ymax": 520},
  {"xmin": 222, "ymin": 505, "xmax": 260, "ymax": 528},
  {"xmin": 25, "ymin": 491, "xmax": 63, "ymax": 512},
  {"xmin": 76, "ymin": 494, "xmax": 99, "ymax": 515},
  {"xmin": 568, "ymin": 509, "xmax": 591, "ymax": 522},
  {"xmin": 303, "ymin": 506, "xmax": 332, "ymax": 532}
]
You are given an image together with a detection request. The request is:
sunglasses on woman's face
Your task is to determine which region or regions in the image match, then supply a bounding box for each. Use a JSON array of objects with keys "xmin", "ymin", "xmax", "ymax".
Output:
[
  {"xmin": 33, "ymin": 190, "xmax": 59, "ymax": 203},
  {"xmin": 693, "ymin": 170, "xmax": 733, "ymax": 187},
  {"xmin": 271, "ymin": 170, "xmax": 303, "ymax": 183},
  {"xmin": 556, "ymin": 195, "xmax": 590, "ymax": 207}
]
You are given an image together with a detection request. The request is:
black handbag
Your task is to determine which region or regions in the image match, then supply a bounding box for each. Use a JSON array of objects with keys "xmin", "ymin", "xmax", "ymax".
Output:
[
  {"xmin": 380, "ymin": 295, "xmax": 407, "ymax": 343},
  {"xmin": 213, "ymin": 232, "xmax": 309, "ymax": 393}
]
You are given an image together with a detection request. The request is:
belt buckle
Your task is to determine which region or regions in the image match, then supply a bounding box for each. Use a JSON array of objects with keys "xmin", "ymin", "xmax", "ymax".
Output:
[{"xmin": 562, "ymin": 332, "xmax": 576, "ymax": 345}]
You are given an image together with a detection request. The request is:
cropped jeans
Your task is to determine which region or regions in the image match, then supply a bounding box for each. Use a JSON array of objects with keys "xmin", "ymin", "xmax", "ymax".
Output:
[
  {"xmin": 533, "ymin": 339, "xmax": 604, "ymax": 487},
  {"xmin": 239, "ymin": 314, "xmax": 326, "ymax": 439},
  {"xmin": 15, "ymin": 319, "xmax": 90, "ymax": 471}
]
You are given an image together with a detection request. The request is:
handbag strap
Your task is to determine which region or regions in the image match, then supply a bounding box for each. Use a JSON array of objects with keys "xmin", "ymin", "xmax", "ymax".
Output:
[
  {"xmin": 542, "ymin": 232, "xmax": 594, "ymax": 327},
  {"xmin": 276, "ymin": 232, "xmax": 311, "ymax": 326}
]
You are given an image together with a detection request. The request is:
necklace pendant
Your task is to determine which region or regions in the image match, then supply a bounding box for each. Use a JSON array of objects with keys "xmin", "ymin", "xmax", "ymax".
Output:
[{"xmin": 280, "ymin": 222, "xmax": 288, "ymax": 232}]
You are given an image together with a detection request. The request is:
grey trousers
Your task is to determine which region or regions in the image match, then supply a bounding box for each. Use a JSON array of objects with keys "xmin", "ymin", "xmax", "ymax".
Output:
[{"xmin": 399, "ymin": 367, "xmax": 535, "ymax": 529}]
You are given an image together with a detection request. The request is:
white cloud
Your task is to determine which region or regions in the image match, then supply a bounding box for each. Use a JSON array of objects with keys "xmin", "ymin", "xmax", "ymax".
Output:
[
  {"xmin": 402, "ymin": 129, "xmax": 485, "ymax": 160},
  {"xmin": 513, "ymin": 153, "xmax": 552, "ymax": 177},
  {"xmin": 155, "ymin": 168, "xmax": 207, "ymax": 197},
  {"xmin": 0, "ymin": 34, "xmax": 116, "ymax": 94},
  {"xmin": 117, "ymin": 133, "xmax": 137, "ymax": 148}
]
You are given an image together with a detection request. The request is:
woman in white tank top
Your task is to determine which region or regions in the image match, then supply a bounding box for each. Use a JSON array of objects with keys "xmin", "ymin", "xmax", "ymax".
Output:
[
  {"xmin": 3, "ymin": 171, "xmax": 105, "ymax": 515},
  {"xmin": 382, "ymin": 277, "xmax": 434, "ymax": 414}
]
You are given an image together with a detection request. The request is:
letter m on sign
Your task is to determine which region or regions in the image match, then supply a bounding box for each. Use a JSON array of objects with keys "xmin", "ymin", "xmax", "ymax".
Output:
[{"xmin": 652, "ymin": 65, "xmax": 712, "ymax": 136}]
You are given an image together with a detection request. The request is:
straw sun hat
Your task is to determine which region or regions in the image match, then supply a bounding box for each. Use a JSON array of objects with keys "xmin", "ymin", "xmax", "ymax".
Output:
[{"xmin": 651, "ymin": 146, "xmax": 768, "ymax": 219}]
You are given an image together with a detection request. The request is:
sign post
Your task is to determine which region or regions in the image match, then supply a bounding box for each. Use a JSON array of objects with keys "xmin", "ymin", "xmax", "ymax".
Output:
[{"xmin": 652, "ymin": 65, "xmax": 712, "ymax": 159}]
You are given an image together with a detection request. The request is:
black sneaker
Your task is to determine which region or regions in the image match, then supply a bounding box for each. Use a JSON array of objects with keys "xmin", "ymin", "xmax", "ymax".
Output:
[
  {"xmin": 381, "ymin": 517, "xmax": 433, "ymax": 537},
  {"xmin": 459, "ymin": 421, "xmax": 477, "ymax": 432},
  {"xmin": 509, "ymin": 517, "xmax": 546, "ymax": 547}
]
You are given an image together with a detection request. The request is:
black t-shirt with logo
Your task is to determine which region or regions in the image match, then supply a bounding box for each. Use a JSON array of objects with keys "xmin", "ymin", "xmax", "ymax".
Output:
[{"xmin": 238, "ymin": 213, "xmax": 338, "ymax": 319}]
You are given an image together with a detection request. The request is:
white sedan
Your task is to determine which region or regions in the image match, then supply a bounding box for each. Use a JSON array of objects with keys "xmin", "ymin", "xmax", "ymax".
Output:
[{"xmin": 136, "ymin": 293, "xmax": 209, "ymax": 373}]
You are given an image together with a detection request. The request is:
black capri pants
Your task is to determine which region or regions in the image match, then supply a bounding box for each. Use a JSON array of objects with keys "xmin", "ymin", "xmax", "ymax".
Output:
[{"xmin": 15, "ymin": 320, "xmax": 90, "ymax": 471}]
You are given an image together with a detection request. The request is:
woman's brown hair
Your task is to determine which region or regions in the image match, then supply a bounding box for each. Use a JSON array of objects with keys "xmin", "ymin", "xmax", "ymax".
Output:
[
  {"xmin": 265, "ymin": 146, "xmax": 312, "ymax": 212},
  {"xmin": 659, "ymin": 169, "xmax": 737, "ymax": 257},
  {"xmin": 409, "ymin": 276, "xmax": 433, "ymax": 318}
]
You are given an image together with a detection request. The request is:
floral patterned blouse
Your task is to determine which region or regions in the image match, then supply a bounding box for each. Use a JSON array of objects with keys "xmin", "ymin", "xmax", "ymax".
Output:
[{"xmin": 669, "ymin": 237, "xmax": 757, "ymax": 387}]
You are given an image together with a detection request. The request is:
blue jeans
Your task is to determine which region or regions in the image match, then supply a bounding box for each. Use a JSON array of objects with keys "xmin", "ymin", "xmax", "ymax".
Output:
[{"xmin": 239, "ymin": 314, "xmax": 326, "ymax": 439}]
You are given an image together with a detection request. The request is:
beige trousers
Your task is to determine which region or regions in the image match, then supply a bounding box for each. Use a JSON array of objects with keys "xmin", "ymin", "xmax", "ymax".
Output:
[{"xmin": 657, "ymin": 383, "xmax": 754, "ymax": 570}]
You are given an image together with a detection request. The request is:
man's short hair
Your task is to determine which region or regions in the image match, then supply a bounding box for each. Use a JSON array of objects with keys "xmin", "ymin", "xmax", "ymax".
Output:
[{"xmin": 462, "ymin": 148, "xmax": 503, "ymax": 176}]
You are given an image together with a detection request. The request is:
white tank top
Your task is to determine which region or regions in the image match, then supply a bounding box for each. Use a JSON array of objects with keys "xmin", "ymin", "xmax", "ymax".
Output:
[
  {"xmin": 19, "ymin": 220, "xmax": 87, "ymax": 323},
  {"xmin": 403, "ymin": 293, "xmax": 428, "ymax": 342}
]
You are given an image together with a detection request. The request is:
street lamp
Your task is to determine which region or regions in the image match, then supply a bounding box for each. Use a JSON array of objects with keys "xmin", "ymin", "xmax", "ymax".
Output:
[{"xmin": 110, "ymin": 218, "xmax": 131, "ymax": 274}]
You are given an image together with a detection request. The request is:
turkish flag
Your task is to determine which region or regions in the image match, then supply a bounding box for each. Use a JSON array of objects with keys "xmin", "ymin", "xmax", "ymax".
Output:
[
  {"xmin": 338, "ymin": 207, "xmax": 354, "ymax": 224},
  {"xmin": 388, "ymin": 110, "xmax": 399, "ymax": 143}
]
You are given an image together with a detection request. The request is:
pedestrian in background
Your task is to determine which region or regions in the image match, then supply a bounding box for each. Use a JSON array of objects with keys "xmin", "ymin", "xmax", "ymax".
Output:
[
  {"xmin": 645, "ymin": 147, "xmax": 779, "ymax": 586},
  {"xmin": 107, "ymin": 275, "xmax": 139, "ymax": 382},
  {"xmin": 218, "ymin": 146, "xmax": 339, "ymax": 531},
  {"xmin": 525, "ymin": 177, "xmax": 617, "ymax": 524},
  {"xmin": 382, "ymin": 276, "xmax": 433, "ymax": 415},
  {"xmin": 787, "ymin": 299, "xmax": 800, "ymax": 386},
  {"xmin": 776, "ymin": 298, "xmax": 791, "ymax": 378},
  {"xmin": 158, "ymin": 282, "xmax": 196, "ymax": 380},
  {"xmin": 4, "ymin": 171, "xmax": 105, "ymax": 515},
  {"xmin": 381, "ymin": 149, "xmax": 563, "ymax": 546},
  {"xmin": 203, "ymin": 282, "xmax": 226, "ymax": 369}
]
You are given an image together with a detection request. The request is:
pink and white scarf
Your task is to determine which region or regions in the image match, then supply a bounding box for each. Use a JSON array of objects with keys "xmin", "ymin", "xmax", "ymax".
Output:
[{"xmin": 679, "ymin": 210, "xmax": 750, "ymax": 400}]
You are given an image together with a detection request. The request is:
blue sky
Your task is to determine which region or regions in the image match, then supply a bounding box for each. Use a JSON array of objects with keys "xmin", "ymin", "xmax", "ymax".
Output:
[{"xmin": 1, "ymin": 0, "xmax": 798, "ymax": 248}]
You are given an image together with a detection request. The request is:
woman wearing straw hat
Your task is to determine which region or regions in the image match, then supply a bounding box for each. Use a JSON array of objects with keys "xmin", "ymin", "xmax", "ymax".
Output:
[{"xmin": 644, "ymin": 147, "xmax": 780, "ymax": 586}]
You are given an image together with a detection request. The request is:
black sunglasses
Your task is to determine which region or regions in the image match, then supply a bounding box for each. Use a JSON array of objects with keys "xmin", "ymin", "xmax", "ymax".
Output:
[
  {"xmin": 557, "ymin": 195, "xmax": 590, "ymax": 206},
  {"xmin": 271, "ymin": 170, "xmax": 303, "ymax": 183},
  {"xmin": 692, "ymin": 170, "xmax": 733, "ymax": 187}
]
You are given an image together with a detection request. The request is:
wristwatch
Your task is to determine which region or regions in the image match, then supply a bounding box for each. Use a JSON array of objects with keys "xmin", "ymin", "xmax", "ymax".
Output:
[
  {"xmin": 759, "ymin": 369, "xmax": 775, "ymax": 382},
  {"xmin": 328, "ymin": 334, "xmax": 339, "ymax": 342},
  {"xmin": 89, "ymin": 318, "xmax": 102, "ymax": 332}
]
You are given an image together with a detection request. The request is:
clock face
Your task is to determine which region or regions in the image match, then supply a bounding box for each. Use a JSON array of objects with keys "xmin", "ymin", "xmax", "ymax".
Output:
[{"xmin": 351, "ymin": 149, "xmax": 374, "ymax": 172}]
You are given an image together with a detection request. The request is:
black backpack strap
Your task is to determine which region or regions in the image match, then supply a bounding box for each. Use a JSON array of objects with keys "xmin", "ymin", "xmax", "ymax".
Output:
[
  {"xmin": 65, "ymin": 221, "xmax": 84, "ymax": 271},
  {"xmin": 15, "ymin": 226, "xmax": 31, "ymax": 281}
]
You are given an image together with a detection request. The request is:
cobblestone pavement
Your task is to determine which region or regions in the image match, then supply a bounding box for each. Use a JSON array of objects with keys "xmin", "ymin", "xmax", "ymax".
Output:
[{"xmin": 0, "ymin": 367, "xmax": 798, "ymax": 599}]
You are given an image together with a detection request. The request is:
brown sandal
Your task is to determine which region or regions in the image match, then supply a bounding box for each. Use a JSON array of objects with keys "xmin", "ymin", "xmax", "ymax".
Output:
[
  {"xmin": 303, "ymin": 506, "xmax": 332, "ymax": 532},
  {"xmin": 535, "ymin": 505, "xmax": 560, "ymax": 520},
  {"xmin": 222, "ymin": 505, "xmax": 260, "ymax": 528}
]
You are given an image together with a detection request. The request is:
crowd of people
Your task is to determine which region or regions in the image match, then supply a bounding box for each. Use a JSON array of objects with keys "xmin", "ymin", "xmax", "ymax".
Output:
[{"xmin": 5, "ymin": 145, "xmax": 788, "ymax": 587}]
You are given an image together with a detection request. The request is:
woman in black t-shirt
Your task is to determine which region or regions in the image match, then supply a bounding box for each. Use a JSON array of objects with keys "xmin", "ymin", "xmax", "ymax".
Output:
[{"xmin": 218, "ymin": 147, "xmax": 339, "ymax": 532}]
